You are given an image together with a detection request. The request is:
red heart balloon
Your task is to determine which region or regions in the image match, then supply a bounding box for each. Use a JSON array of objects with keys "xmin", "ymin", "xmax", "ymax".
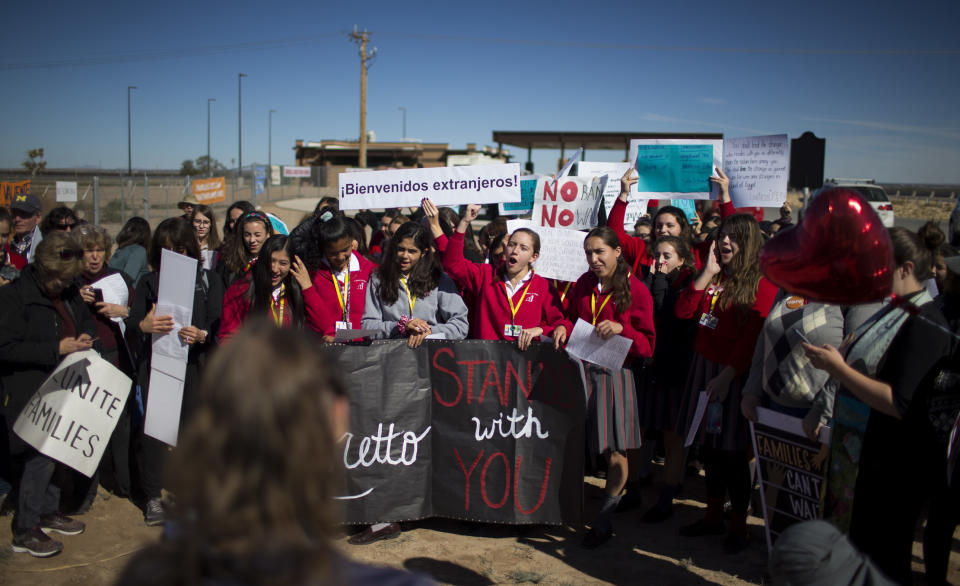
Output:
[{"xmin": 760, "ymin": 188, "xmax": 893, "ymax": 303}]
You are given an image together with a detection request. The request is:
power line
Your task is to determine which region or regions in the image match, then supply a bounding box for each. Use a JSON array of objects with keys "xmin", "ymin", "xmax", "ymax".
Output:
[{"xmin": 1, "ymin": 30, "xmax": 956, "ymax": 71}]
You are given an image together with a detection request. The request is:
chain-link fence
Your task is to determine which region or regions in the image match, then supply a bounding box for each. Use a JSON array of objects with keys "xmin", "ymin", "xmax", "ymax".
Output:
[{"xmin": 1, "ymin": 170, "xmax": 333, "ymax": 232}]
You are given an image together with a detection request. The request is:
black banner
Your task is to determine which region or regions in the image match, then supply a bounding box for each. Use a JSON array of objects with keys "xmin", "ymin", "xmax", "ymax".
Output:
[
  {"xmin": 323, "ymin": 340, "xmax": 586, "ymax": 526},
  {"xmin": 751, "ymin": 407, "xmax": 829, "ymax": 550}
]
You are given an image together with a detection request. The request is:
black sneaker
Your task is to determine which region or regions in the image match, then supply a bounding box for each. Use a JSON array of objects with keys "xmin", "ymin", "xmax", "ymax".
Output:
[
  {"xmin": 11, "ymin": 527, "xmax": 63, "ymax": 557},
  {"xmin": 144, "ymin": 498, "xmax": 165, "ymax": 527},
  {"xmin": 39, "ymin": 512, "xmax": 85, "ymax": 536}
]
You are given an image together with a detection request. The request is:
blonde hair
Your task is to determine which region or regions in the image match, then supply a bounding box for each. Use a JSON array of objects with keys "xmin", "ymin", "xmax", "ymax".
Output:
[
  {"xmin": 34, "ymin": 231, "xmax": 83, "ymax": 290},
  {"xmin": 73, "ymin": 223, "xmax": 113, "ymax": 263}
]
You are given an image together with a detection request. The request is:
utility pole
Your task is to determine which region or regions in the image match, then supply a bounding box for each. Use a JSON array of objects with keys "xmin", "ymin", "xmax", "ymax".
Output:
[
  {"xmin": 348, "ymin": 27, "xmax": 376, "ymax": 168},
  {"xmin": 127, "ymin": 86, "xmax": 137, "ymax": 176},
  {"xmin": 398, "ymin": 106, "xmax": 406, "ymax": 140},
  {"xmin": 207, "ymin": 98, "xmax": 215, "ymax": 176},
  {"xmin": 268, "ymin": 109, "xmax": 276, "ymax": 200},
  {"xmin": 238, "ymin": 73, "xmax": 247, "ymax": 182}
]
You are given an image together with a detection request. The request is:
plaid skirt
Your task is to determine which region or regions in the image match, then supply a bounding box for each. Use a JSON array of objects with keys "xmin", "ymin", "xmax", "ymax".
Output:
[
  {"xmin": 583, "ymin": 363, "xmax": 642, "ymax": 455},
  {"xmin": 635, "ymin": 364, "xmax": 684, "ymax": 433},
  {"xmin": 674, "ymin": 353, "xmax": 751, "ymax": 451}
]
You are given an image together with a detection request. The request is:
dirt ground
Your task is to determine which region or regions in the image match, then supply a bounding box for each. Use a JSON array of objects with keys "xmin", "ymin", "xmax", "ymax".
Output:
[{"xmin": 2, "ymin": 470, "xmax": 957, "ymax": 585}]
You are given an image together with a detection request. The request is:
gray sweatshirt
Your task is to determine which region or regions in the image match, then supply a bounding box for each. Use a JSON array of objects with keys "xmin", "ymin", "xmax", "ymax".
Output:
[{"xmin": 362, "ymin": 272, "xmax": 469, "ymax": 340}]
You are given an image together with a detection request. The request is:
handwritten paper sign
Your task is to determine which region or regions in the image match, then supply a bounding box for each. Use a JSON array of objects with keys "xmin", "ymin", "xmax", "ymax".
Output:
[
  {"xmin": 578, "ymin": 162, "xmax": 649, "ymax": 230},
  {"xmin": 723, "ymin": 134, "xmax": 790, "ymax": 208},
  {"xmin": 564, "ymin": 319, "xmax": 632, "ymax": 371},
  {"xmin": 498, "ymin": 177, "xmax": 538, "ymax": 216},
  {"xmin": 531, "ymin": 176, "xmax": 603, "ymax": 231},
  {"xmin": 191, "ymin": 176, "xmax": 226, "ymax": 204},
  {"xmin": 144, "ymin": 249, "xmax": 196, "ymax": 446},
  {"xmin": 56, "ymin": 181, "xmax": 78, "ymax": 203},
  {"xmin": 507, "ymin": 220, "xmax": 589, "ymax": 283},
  {"xmin": 629, "ymin": 139, "xmax": 722, "ymax": 200},
  {"xmin": 556, "ymin": 147, "xmax": 583, "ymax": 180},
  {"xmin": 338, "ymin": 164, "xmax": 521, "ymax": 210},
  {"xmin": 13, "ymin": 350, "xmax": 132, "ymax": 477},
  {"xmin": 751, "ymin": 406, "xmax": 831, "ymax": 551}
]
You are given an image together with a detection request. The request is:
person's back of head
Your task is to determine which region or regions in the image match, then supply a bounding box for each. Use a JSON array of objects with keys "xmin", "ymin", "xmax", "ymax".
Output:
[{"xmin": 118, "ymin": 321, "xmax": 349, "ymax": 586}]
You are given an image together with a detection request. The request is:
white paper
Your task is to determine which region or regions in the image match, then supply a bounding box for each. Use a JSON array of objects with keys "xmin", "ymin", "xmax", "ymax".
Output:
[
  {"xmin": 684, "ymin": 391, "xmax": 710, "ymax": 447},
  {"xmin": 506, "ymin": 219, "xmax": 589, "ymax": 283},
  {"xmin": 723, "ymin": 134, "xmax": 790, "ymax": 208},
  {"xmin": 629, "ymin": 138, "xmax": 722, "ymax": 200},
  {"xmin": 755, "ymin": 406, "xmax": 832, "ymax": 444},
  {"xmin": 531, "ymin": 176, "xmax": 604, "ymax": 231},
  {"xmin": 152, "ymin": 304, "xmax": 191, "ymax": 364},
  {"xmin": 424, "ymin": 333, "xmax": 447, "ymax": 340},
  {"xmin": 144, "ymin": 369, "xmax": 184, "ymax": 446},
  {"xmin": 56, "ymin": 181, "xmax": 78, "ymax": 202},
  {"xmin": 563, "ymin": 318, "xmax": 632, "ymax": 371},
  {"xmin": 578, "ymin": 161, "xmax": 649, "ymax": 231},
  {"xmin": 556, "ymin": 147, "xmax": 583, "ymax": 179},
  {"xmin": 91, "ymin": 273, "xmax": 129, "ymax": 335},
  {"xmin": 332, "ymin": 328, "xmax": 379, "ymax": 342},
  {"xmin": 338, "ymin": 163, "xmax": 522, "ymax": 210},
  {"xmin": 13, "ymin": 350, "xmax": 131, "ymax": 476}
]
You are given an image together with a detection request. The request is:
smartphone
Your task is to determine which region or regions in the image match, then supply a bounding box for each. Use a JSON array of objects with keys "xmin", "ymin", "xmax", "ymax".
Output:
[
  {"xmin": 793, "ymin": 327, "xmax": 811, "ymax": 345},
  {"xmin": 92, "ymin": 288, "xmax": 104, "ymax": 303}
]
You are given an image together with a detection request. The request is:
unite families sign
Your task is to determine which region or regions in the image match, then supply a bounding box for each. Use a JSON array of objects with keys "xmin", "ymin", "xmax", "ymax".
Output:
[
  {"xmin": 324, "ymin": 340, "xmax": 585, "ymax": 525},
  {"xmin": 337, "ymin": 164, "xmax": 522, "ymax": 210},
  {"xmin": 13, "ymin": 350, "xmax": 132, "ymax": 477}
]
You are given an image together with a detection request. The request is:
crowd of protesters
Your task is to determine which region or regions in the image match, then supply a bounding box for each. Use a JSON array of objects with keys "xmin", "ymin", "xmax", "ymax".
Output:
[{"xmin": 0, "ymin": 167, "xmax": 958, "ymax": 586}]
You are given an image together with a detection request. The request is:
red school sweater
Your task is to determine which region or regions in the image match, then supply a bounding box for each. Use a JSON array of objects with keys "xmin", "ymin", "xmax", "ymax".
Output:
[
  {"xmin": 673, "ymin": 275, "xmax": 778, "ymax": 375},
  {"xmin": 305, "ymin": 252, "xmax": 376, "ymax": 336},
  {"xmin": 439, "ymin": 231, "xmax": 571, "ymax": 340},
  {"xmin": 565, "ymin": 271, "xmax": 656, "ymax": 366}
]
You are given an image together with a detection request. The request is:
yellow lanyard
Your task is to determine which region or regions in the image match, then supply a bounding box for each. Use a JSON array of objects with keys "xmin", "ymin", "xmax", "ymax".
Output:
[
  {"xmin": 707, "ymin": 277, "xmax": 724, "ymax": 315},
  {"xmin": 591, "ymin": 288, "xmax": 613, "ymax": 325},
  {"xmin": 553, "ymin": 279, "xmax": 571, "ymax": 303},
  {"xmin": 400, "ymin": 277, "xmax": 416, "ymax": 316},
  {"xmin": 270, "ymin": 284, "xmax": 285, "ymax": 327},
  {"xmin": 332, "ymin": 270, "xmax": 350, "ymax": 321},
  {"xmin": 503, "ymin": 273, "xmax": 534, "ymax": 325}
]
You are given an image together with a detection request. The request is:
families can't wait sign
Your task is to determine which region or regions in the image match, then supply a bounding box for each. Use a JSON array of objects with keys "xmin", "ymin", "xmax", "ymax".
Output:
[
  {"xmin": 337, "ymin": 164, "xmax": 522, "ymax": 210},
  {"xmin": 13, "ymin": 350, "xmax": 132, "ymax": 477}
]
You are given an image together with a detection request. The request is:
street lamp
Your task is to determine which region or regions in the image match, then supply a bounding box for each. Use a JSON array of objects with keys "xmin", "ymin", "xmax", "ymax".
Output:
[
  {"xmin": 127, "ymin": 86, "xmax": 137, "ymax": 176},
  {"xmin": 268, "ymin": 109, "xmax": 276, "ymax": 198},
  {"xmin": 207, "ymin": 98, "xmax": 216, "ymax": 176},
  {"xmin": 238, "ymin": 73, "xmax": 247, "ymax": 180},
  {"xmin": 398, "ymin": 106, "xmax": 406, "ymax": 140}
]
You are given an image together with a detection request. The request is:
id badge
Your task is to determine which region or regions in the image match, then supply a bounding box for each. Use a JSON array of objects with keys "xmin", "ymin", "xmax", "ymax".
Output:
[
  {"xmin": 335, "ymin": 321, "xmax": 351, "ymax": 331},
  {"xmin": 504, "ymin": 324, "xmax": 523, "ymax": 337},
  {"xmin": 699, "ymin": 313, "xmax": 718, "ymax": 330}
]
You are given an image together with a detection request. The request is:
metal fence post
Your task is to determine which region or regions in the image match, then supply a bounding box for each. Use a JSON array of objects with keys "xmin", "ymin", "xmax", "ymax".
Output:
[
  {"xmin": 120, "ymin": 179, "xmax": 126, "ymax": 224},
  {"xmin": 164, "ymin": 181, "xmax": 169, "ymax": 219},
  {"xmin": 93, "ymin": 176, "xmax": 99, "ymax": 225}
]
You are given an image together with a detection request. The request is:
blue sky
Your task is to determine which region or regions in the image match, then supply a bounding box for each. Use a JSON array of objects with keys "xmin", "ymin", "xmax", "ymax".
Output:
[{"xmin": 2, "ymin": 0, "xmax": 958, "ymax": 183}]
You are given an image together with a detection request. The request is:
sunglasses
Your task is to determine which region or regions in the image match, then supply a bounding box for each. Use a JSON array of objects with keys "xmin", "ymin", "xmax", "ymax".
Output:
[
  {"xmin": 55, "ymin": 222, "xmax": 76, "ymax": 231},
  {"xmin": 58, "ymin": 248, "xmax": 83, "ymax": 260}
]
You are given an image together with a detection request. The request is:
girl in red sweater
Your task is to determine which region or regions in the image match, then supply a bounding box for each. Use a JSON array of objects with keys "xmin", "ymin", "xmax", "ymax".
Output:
[
  {"xmin": 424, "ymin": 199, "xmax": 570, "ymax": 350},
  {"xmin": 299, "ymin": 212, "xmax": 376, "ymax": 342},
  {"xmin": 219, "ymin": 235, "xmax": 317, "ymax": 342},
  {"xmin": 566, "ymin": 227, "xmax": 656, "ymax": 548},
  {"xmin": 609, "ymin": 168, "xmax": 736, "ymax": 274},
  {"xmin": 673, "ymin": 213, "xmax": 777, "ymax": 553},
  {"xmin": 215, "ymin": 211, "xmax": 273, "ymax": 289}
]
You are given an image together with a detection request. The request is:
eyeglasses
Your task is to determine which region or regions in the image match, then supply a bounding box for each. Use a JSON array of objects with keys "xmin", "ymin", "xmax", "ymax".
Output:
[
  {"xmin": 55, "ymin": 222, "xmax": 76, "ymax": 231},
  {"xmin": 193, "ymin": 219, "xmax": 211, "ymax": 227},
  {"xmin": 58, "ymin": 248, "xmax": 83, "ymax": 260}
]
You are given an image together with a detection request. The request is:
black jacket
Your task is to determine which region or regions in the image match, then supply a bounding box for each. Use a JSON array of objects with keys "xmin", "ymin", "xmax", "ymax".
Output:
[{"xmin": 0, "ymin": 265, "xmax": 99, "ymax": 453}]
